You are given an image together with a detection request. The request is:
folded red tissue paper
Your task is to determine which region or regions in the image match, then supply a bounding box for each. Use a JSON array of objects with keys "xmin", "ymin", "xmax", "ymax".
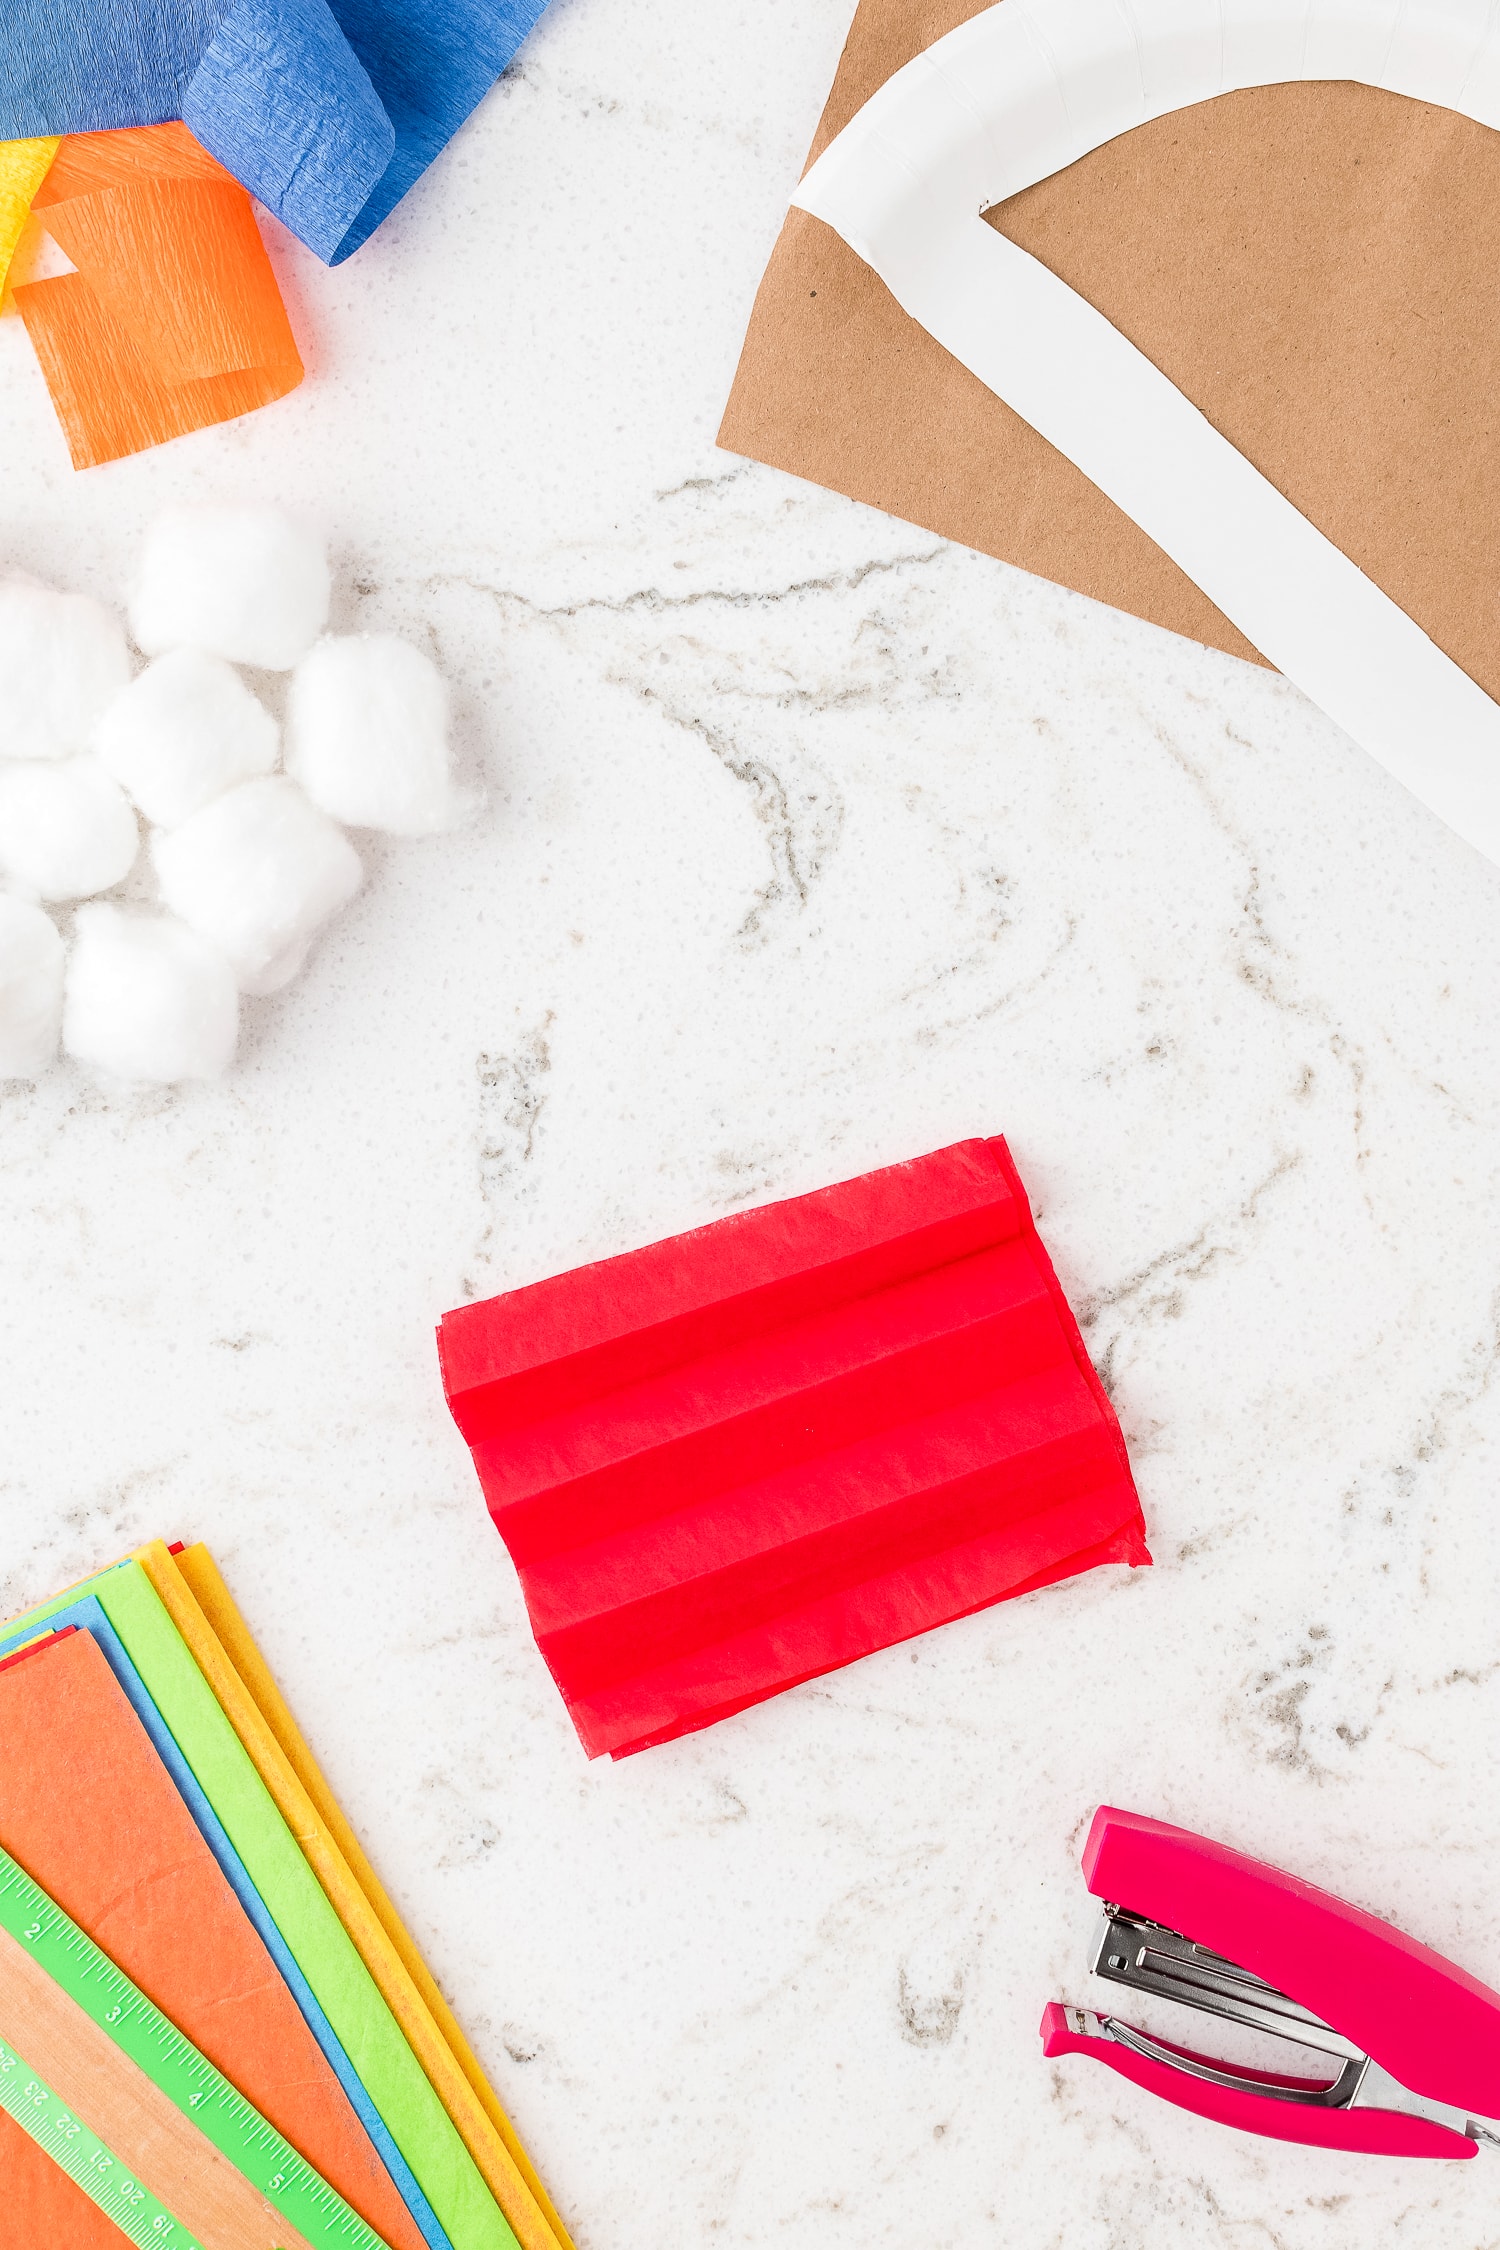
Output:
[{"xmin": 438, "ymin": 1137, "xmax": 1149, "ymax": 1758}]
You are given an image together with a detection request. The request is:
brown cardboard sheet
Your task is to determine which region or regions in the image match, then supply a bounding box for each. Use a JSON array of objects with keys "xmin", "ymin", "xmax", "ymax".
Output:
[{"xmin": 718, "ymin": 0, "xmax": 1500, "ymax": 699}]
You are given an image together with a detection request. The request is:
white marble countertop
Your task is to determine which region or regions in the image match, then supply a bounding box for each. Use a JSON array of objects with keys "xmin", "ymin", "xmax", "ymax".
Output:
[{"xmin": 5, "ymin": 5, "xmax": 1500, "ymax": 2245}]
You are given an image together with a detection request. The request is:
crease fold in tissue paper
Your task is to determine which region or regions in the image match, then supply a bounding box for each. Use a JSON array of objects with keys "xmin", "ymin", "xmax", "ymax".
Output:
[
  {"xmin": 15, "ymin": 123, "xmax": 303, "ymax": 471},
  {"xmin": 0, "ymin": 0, "xmax": 557, "ymax": 265},
  {"xmin": 440, "ymin": 1136, "xmax": 1150, "ymax": 1759}
]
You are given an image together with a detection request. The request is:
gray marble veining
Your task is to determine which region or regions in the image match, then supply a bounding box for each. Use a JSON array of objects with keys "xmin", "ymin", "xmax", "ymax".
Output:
[{"xmin": 3, "ymin": 2, "xmax": 1500, "ymax": 2243}]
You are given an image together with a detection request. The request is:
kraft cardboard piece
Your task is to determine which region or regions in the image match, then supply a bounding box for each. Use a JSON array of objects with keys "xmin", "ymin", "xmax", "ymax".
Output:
[
  {"xmin": 16, "ymin": 123, "xmax": 302, "ymax": 469},
  {"xmin": 0, "ymin": 1626, "xmax": 415, "ymax": 2250},
  {"xmin": 171, "ymin": 1541, "xmax": 575, "ymax": 2250},
  {"xmin": 440, "ymin": 1137, "xmax": 1148, "ymax": 1759},
  {"xmin": 3, "ymin": 1560, "xmax": 520, "ymax": 2250},
  {"xmin": 129, "ymin": 1541, "xmax": 570, "ymax": 2250},
  {"xmin": 0, "ymin": 1603, "xmax": 453, "ymax": 2250},
  {"xmin": 786, "ymin": 6, "xmax": 1500, "ymax": 865},
  {"xmin": 719, "ymin": 0, "xmax": 1500, "ymax": 706}
]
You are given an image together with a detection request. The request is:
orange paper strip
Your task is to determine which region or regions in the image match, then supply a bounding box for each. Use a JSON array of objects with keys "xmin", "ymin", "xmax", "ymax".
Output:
[{"xmin": 16, "ymin": 122, "xmax": 302, "ymax": 470}]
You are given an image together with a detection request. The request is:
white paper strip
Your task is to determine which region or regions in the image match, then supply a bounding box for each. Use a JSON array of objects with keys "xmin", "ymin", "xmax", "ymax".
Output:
[{"xmin": 792, "ymin": 0, "xmax": 1500, "ymax": 864}]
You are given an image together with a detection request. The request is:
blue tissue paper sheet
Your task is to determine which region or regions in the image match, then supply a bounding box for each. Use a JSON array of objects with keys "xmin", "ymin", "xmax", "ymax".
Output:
[{"xmin": 0, "ymin": 0, "xmax": 552, "ymax": 263}]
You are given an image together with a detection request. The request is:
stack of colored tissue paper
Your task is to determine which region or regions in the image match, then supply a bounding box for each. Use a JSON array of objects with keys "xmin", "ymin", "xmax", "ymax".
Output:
[
  {"xmin": 0, "ymin": 503, "xmax": 463, "ymax": 1085},
  {"xmin": 441, "ymin": 1137, "xmax": 1150, "ymax": 1758},
  {"xmin": 0, "ymin": 1537, "xmax": 572, "ymax": 2250}
]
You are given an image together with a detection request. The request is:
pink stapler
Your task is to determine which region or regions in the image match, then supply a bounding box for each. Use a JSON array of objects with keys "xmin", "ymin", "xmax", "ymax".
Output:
[{"xmin": 1043, "ymin": 1806, "xmax": 1500, "ymax": 2156}]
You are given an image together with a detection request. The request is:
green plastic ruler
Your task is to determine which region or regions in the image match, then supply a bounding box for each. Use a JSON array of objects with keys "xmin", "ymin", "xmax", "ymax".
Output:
[
  {"xmin": 0, "ymin": 1840, "xmax": 389, "ymax": 2249},
  {"xmin": 0, "ymin": 2028, "xmax": 205, "ymax": 2247}
]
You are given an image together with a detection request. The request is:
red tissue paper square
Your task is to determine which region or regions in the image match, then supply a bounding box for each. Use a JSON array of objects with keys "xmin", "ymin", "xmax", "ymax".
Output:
[{"xmin": 438, "ymin": 1136, "xmax": 1149, "ymax": 1758}]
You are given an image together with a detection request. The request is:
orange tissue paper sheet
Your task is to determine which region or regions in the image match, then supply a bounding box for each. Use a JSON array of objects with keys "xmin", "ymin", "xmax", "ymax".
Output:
[
  {"xmin": 0, "ymin": 136, "xmax": 57, "ymax": 298},
  {"xmin": 15, "ymin": 120, "xmax": 302, "ymax": 469},
  {"xmin": 0, "ymin": 1625, "xmax": 425, "ymax": 2249}
]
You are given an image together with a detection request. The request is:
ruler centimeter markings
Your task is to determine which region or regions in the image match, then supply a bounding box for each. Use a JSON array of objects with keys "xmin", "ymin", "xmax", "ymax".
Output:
[
  {"xmin": 0, "ymin": 1842, "xmax": 390, "ymax": 2249},
  {"xmin": 0, "ymin": 2028, "xmax": 207, "ymax": 2249}
]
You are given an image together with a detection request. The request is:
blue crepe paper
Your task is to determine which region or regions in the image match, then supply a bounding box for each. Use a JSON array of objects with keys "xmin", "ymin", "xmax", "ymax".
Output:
[
  {"xmin": 0, "ymin": 1606, "xmax": 455, "ymax": 2250},
  {"xmin": 181, "ymin": 0, "xmax": 396, "ymax": 262},
  {"xmin": 0, "ymin": 0, "xmax": 552, "ymax": 262},
  {"xmin": 325, "ymin": 0, "xmax": 553, "ymax": 257}
]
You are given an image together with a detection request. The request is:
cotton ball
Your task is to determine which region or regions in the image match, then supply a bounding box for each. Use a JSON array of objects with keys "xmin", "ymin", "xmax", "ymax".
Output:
[
  {"xmin": 130, "ymin": 506, "xmax": 331, "ymax": 671},
  {"xmin": 93, "ymin": 647, "xmax": 279, "ymax": 827},
  {"xmin": 63, "ymin": 905, "xmax": 238, "ymax": 1082},
  {"xmin": 0, "ymin": 579, "xmax": 132, "ymax": 759},
  {"xmin": 286, "ymin": 633, "xmax": 456, "ymax": 834},
  {"xmin": 0, "ymin": 896, "xmax": 64, "ymax": 1077},
  {"xmin": 152, "ymin": 775, "xmax": 362, "ymax": 995},
  {"xmin": 0, "ymin": 758, "xmax": 138, "ymax": 901}
]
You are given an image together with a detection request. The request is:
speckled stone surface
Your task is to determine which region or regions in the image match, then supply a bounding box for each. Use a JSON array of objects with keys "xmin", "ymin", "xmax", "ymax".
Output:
[{"xmin": 3, "ymin": 6, "xmax": 1500, "ymax": 2244}]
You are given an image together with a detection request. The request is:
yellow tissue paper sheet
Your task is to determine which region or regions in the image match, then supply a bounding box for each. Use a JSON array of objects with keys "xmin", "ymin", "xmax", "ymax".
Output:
[
  {"xmin": 133, "ymin": 1540, "xmax": 575, "ymax": 2250},
  {"xmin": 0, "ymin": 136, "xmax": 58, "ymax": 298}
]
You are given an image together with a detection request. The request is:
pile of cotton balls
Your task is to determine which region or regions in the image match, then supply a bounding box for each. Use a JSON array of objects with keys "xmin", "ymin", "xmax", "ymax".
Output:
[{"xmin": 0, "ymin": 505, "xmax": 459, "ymax": 1084}]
